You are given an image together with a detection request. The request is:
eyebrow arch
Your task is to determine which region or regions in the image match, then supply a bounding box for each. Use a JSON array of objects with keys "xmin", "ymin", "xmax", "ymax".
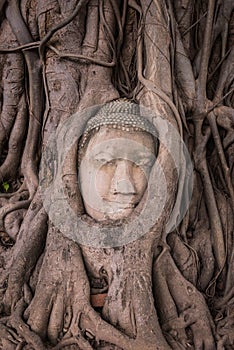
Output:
[
  {"xmin": 137, "ymin": 152, "xmax": 155, "ymax": 158},
  {"xmin": 93, "ymin": 151, "xmax": 113, "ymax": 159}
]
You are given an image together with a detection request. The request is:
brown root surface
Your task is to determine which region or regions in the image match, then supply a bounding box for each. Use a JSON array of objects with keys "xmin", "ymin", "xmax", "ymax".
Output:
[{"xmin": 0, "ymin": 1, "xmax": 233, "ymax": 349}]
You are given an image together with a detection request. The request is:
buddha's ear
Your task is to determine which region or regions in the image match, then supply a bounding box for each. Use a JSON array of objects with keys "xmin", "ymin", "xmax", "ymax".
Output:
[{"xmin": 62, "ymin": 142, "xmax": 85, "ymax": 216}]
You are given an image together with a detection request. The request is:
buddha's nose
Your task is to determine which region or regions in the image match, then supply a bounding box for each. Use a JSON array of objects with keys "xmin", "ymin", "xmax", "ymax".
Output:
[{"xmin": 110, "ymin": 160, "xmax": 136, "ymax": 195}]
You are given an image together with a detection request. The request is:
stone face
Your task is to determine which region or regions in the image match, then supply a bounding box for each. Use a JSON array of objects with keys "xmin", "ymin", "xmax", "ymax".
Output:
[{"xmin": 79, "ymin": 126, "xmax": 156, "ymax": 222}]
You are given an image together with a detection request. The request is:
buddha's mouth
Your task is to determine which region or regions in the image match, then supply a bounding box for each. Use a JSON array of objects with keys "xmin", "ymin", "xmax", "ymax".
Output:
[
  {"xmin": 102, "ymin": 194, "xmax": 139, "ymax": 204},
  {"xmin": 116, "ymin": 204, "xmax": 135, "ymax": 210},
  {"xmin": 104, "ymin": 201, "xmax": 137, "ymax": 209}
]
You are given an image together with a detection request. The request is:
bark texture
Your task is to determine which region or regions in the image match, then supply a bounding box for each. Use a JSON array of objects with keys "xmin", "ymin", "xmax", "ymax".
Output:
[{"xmin": 0, "ymin": 1, "xmax": 233, "ymax": 349}]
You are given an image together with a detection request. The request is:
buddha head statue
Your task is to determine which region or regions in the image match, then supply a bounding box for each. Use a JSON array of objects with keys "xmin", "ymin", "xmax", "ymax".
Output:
[
  {"xmin": 41, "ymin": 98, "xmax": 193, "ymax": 247},
  {"xmin": 78, "ymin": 99, "xmax": 158, "ymax": 222}
]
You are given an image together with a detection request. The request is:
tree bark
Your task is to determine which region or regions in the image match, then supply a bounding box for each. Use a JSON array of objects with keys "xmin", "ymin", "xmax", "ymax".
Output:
[{"xmin": 0, "ymin": 1, "xmax": 233, "ymax": 349}]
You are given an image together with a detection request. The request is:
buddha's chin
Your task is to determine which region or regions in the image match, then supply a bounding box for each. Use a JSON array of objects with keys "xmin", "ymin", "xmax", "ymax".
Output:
[
  {"xmin": 104, "ymin": 207, "xmax": 134, "ymax": 221},
  {"xmin": 84, "ymin": 203, "xmax": 134, "ymax": 222}
]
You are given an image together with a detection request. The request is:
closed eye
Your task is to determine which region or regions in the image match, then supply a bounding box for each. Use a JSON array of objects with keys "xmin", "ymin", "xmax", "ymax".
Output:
[
  {"xmin": 137, "ymin": 157, "xmax": 155, "ymax": 167},
  {"xmin": 93, "ymin": 157, "xmax": 117, "ymax": 168},
  {"xmin": 93, "ymin": 152, "xmax": 113, "ymax": 164},
  {"xmin": 104, "ymin": 159, "xmax": 116, "ymax": 166}
]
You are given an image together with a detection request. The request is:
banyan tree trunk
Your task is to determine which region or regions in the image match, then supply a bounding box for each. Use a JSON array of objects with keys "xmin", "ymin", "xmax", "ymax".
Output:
[{"xmin": 0, "ymin": 0, "xmax": 233, "ymax": 349}]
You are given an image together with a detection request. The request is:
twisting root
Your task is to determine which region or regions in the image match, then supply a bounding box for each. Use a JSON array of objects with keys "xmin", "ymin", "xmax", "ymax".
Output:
[
  {"xmin": 0, "ymin": 183, "xmax": 27, "ymax": 199},
  {"xmin": 0, "ymin": 53, "xmax": 24, "ymax": 157},
  {"xmin": 16, "ymin": 341, "xmax": 26, "ymax": 350},
  {"xmin": 213, "ymin": 48, "xmax": 234, "ymax": 103},
  {"xmin": 197, "ymin": 0, "xmax": 215, "ymax": 103},
  {"xmin": 99, "ymin": 0, "xmax": 116, "ymax": 54},
  {"xmin": 136, "ymin": 10, "xmax": 183, "ymax": 135},
  {"xmin": 0, "ymin": 93, "xmax": 27, "ymax": 182},
  {"xmin": 39, "ymin": 0, "xmax": 90, "ymax": 57},
  {"xmin": 48, "ymin": 44, "xmax": 116, "ymax": 67},
  {"xmin": 0, "ymin": 200, "xmax": 30, "ymax": 231},
  {"xmin": 8, "ymin": 299, "xmax": 46, "ymax": 350},
  {"xmin": 53, "ymin": 336, "xmax": 93, "ymax": 350},
  {"xmin": 110, "ymin": 0, "xmax": 132, "ymax": 95},
  {"xmin": 193, "ymin": 121, "xmax": 226, "ymax": 275},
  {"xmin": 39, "ymin": 0, "xmax": 90, "ymax": 141},
  {"xmin": 191, "ymin": 0, "xmax": 227, "ymax": 289},
  {"xmin": 208, "ymin": 110, "xmax": 234, "ymax": 212},
  {"xmin": 6, "ymin": 0, "xmax": 44, "ymax": 198},
  {"xmin": 109, "ymin": 0, "xmax": 124, "ymax": 53},
  {"xmin": 4, "ymin": 205, "xmax": 47, "ymax": 312},
  {"xmin": 0, "ymin": 41, "xmax": 40, "ymax": 53}
]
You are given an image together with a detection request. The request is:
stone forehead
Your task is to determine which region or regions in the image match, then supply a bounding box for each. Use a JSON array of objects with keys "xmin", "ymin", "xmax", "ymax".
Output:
[{"xmin": 83, "ymin": 99, "xmax": 157, "ymax": 137}]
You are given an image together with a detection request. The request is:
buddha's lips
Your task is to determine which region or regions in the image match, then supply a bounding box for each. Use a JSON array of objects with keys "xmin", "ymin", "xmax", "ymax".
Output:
[
  {"xmin": 114, "ymin": 204, "xmax": 135, "ymax": 209},
  {"xmin": 102, "ymin": 199, "xmax": 138, "ymax": 209}
]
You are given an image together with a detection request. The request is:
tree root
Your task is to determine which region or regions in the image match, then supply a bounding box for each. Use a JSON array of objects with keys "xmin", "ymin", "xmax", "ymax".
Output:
[
  {"xmin": 136, "ymin": 19, "xmax": 183, "ymax": 136},
  {"xmin": 53, "ymin": 336, "xmax": 94, "ymax": 350},
  {"xmin": 0, "ymin": 93, "xmax": 27, "ymax": 182},
  {"xmin": 0, "ymin": 52, "xmax": 24, "ymax": 158},
  {"xmin": 0, "ymin": 2, "xmax": 233, "ymax": 350},
  {"xmin": 197, "ymin": 0, "xmax": 215, "ymax": 104},
  {"xmin": 48, "ymin": 45, "xmax": 116, "ymax": 67},
  {"xmin": 193, "ymin": 121, "xmax": 226, "ymax": 273},
  {"xmin": 39, "ymin": 0, "xmax": 90, "ymax": 58},
  {"xmin": 6, "ymin": 0, "xmax": 44, "ymax": 198},
  {"xmin": 24, "ymin": 227, "xmax": 129, "ymax": 348},
  {"xmin": 154, "ymin": 247, "xmax": 215, "ymax": 349},
  {"xmin": 0, "ymin": 200, "xmax": 30, "ymax": 231},
  {"xmin": 208, "ymin": 111, "xmax": 234, "ymax": 212},
  {"xmin": 3, "ymin": 206, "xmax": 47, "ymax": 313},
  {"xmin": 0, "ymin": 41, "xmax": 40, "ymax": 53},
  {"xmin": 7, "ymin": 299, "xmax": 46, "ymax": 350},
  {"xmin": 213, "ymin": 47, "xmax": 234, "ymax": 103}
]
